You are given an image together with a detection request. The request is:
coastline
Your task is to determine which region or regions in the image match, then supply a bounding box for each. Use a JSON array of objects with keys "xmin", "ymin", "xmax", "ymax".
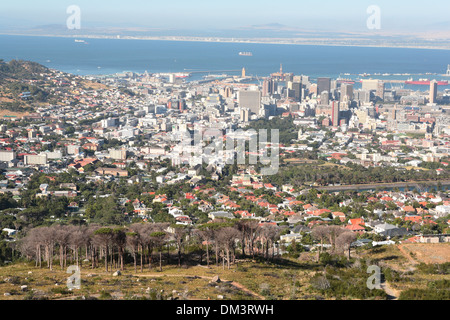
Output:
[{"xmin": 1, "ymin": 32, "xmax": 450, "ymax": 51}]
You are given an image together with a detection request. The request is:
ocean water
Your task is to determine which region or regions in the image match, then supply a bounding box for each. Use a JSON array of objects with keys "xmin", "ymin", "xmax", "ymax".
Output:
[{"xmin": 0, "ymin": 34, "xmax": 449, "ymax": 87}]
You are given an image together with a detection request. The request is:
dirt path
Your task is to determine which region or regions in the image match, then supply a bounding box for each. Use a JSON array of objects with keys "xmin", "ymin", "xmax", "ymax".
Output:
[
  {"xmin": 397, "ymin": 245, "xmax": 419, "ymax": 269},
  {"xmin": 381, "ymin": 280, "xmax": 400, "ymax": 300},
  {"xmin": 134, "ymin": 273, "xmax": 265, "ymax": 300}
]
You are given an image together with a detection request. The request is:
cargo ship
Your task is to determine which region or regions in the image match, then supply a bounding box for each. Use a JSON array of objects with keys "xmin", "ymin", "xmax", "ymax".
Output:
[
  {"xmin": 336, "ymin": 77, "xmax": 355, "ymax": 84},
  {"xmin": 239, "ymin": 52, "xmax": 253, "ymax": 56},
  {"xmin": 175, "ymin": 73, "xmax": 190, "ymax": 78},
  {"xmin": 405, "ymin": 78, "xmax": 448, "ymax": 85}
]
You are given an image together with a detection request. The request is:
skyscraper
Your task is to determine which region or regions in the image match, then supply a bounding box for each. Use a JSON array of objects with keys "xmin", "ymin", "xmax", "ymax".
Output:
[
  {"xmin": 317, "ymin": 77, "xmax": 331, "ymax": 95},
  {"xmin": 238, "ymin": 90, "xmax": 261, "ymax": 115},
  {"xmin": 320, "ymin": 91, "xmax": 330, "ymax": 105},
  {"xmin": 376, "ymin": 81, "xmax": 385, "ymax": 100},
  {"xmin": 292, "ymin": 82, "xmax": 302, "ymax": 102},
  {"xmin": 223, "ymin": 87, "xmax": 233, "ymax": 98},
  {"xmin": 340, "ymin": 83, "xmax": 354, "ymax": 102},
  {"xmin": 430, "ymin": 80, "xmax": 438, "ymax": 104},
  {"xmin": 331, "ymin": 101, "xmax": 340, "ymax": 126},
  {"xmin": 262, "ymin": 79, "xmax": 270, "ymax": 97}
]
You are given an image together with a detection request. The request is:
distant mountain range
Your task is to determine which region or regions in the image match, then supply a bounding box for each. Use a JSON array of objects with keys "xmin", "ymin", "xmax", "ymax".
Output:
[{"xmin": 1, "ymin": 22, "xmax": 450, "ymax": 50}]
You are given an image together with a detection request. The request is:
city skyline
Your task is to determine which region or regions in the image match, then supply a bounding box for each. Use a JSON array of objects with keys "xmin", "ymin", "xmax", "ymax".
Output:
[{"xmin": 0, "ymin": 1, "xmax": 449, "ymax": 305}]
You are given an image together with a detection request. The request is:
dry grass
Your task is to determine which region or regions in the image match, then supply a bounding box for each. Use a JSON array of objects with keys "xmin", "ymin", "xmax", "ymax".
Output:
[
  {"xmin": 358, "ymin": 243, "xmax": 450, "ymax": 296},
  {"xmin": 399, "ymin": 243, "xmax": 450, "ymax": 264},
  {"xmin": 0, "ymin": 110, "xmax": 29, "ymax": 118},
  {"xmin": 0, "ymin": 257, "xmax": 321, "ymax": 300},
  {"xmin": 1, "ymin": 245, "xmax": 447, "ymax": 300}
]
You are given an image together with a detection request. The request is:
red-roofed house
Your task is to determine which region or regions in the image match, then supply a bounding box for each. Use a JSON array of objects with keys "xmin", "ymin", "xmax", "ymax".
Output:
[
  {"xmin": 345, "ymin": 224, "xmax": 365, "ymax": 233},
  {"xmin": 349, "ymin": 218, "xmax": 365, "ymax": 227},
  {"xmin": 402, "ymin": 206, "xmax": 416, "ymax": 213},
  {"xmin": 332, "ymin": 212, "xmax": 346, "ymax": 222}
]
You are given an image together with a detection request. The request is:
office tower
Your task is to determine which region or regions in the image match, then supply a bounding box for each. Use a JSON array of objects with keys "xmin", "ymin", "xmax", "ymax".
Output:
[
  {"xmin": 331, "ymin": 80, "xmax": 337, "ymax": 91},
  {"xmin": 390, "ymin": 105, "xmax": 397, "ymax": 121},
  {"xmin": 292, "ymin": 82, "xmax": 302, "ymax": 101},
  {"xmin": 286, "ymin": 88, "xmax": 296, "ymax": 99},
  {"xmin": 309, "ymin": 84, "xmax": 318, "ymax": 96},
  {"xmin": 320, "ymin": 91, "xmax": 330, "ymax": 105},
  {"xmin": 238, "ymin": 90, "xmax": 261, "ymax": 115},
  {"xmin": 430, "ymin": 80, "xmax": 438, "ymax": 104},
  {"xmin": 271, "ymin": 80, "xmax": 278, "ymax": 94},
  {"xmin": 355, "ymin": 90, "xmax": 371, "ymax": 104},
  {"xmin": 331, "ymin": 101, "xmax": 340, "ymax": 126},
  {"xmin": 361, "ymin": 79, "xmax": 380, "ymax": 91},
  {"xmin": 240, "ymin": 108, "xmax": 250, "ymax": 122},
  {"xmin": 286, "ymin": 81, "xmax": 293, "ymax": 90},
  {"xmin": 301, "ymin": 75, "xmax": 311, "ymax": 86},
  {"xmin": 179, "ymin": 99, "xmax": 186, "ymax": 112},
  {"xmin": 376, "ymin": 81, "xmax": 385, "ymax": 100},
  {"xmin": 262, "ymin": 79, "xmax": 270, "ymax": 97},
  {"xmin": 285, "ymin": 74, "xmax": 294, "ymax": 87},
  {"xmin": 317, "ymin": 77, "xmax": 331, "ymax": 95},
  {"xmin": 222, "ymin": 87, "xmax": 233, "ymax": 98},
  {"xmin": 340, "ymin": 83, "xmax": 354, "ymax": 102}
]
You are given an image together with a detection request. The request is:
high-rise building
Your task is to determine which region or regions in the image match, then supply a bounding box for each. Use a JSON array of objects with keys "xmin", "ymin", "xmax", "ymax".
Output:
[
  {"xmin": 320, "ymin": 91, "xmax": 330, "ymax": 105},
  {"xmin": 331, "ymin": 101, "xmax": 340, "ymax": 126},
  {"xmin": 271, "ymin": 80, "xmax": 278, "ymax": 94},
  {"xmin": 340, "ymin": 83, "xmax": 354, "ymax": 102},
  {"xmin": 309, "ymin": 84, "xmax": 318, "ymax": 97},
  {"xmin": 285, "ymin": 74, "xmax": 294, "ymax": 87},
  {"xmin": 262, "ymin": 79, "xmax": 270, "ymax": 97},
  {"xmin": 238, "ymin": 90, "xmax": 261, "ymax": 115},
  {"xmin": 361, "ymin": 79, "xmax": 380, "ymax": 91},
  {"xmin": 390, "ymin": 105, "xmax": 397, "ymax": 121},
  {"xmin": 317, "ymin": 77, "xmax": 331, "ymax": 95},
  {"xmin": 292, "ymin": 82, "xmax": 302, "ymax": 101},
  {"xmin": 262, "ymin": 78, "xmax": 277, "ymax": 96},
  {"xmin": 430, "ymin": 80, "xmax": 438, "ymax": 104},
  {"xmin": 179, "ymin": 99, "xmax": 186, "ymax": 112},
  {"xmin": 240, "ymin": 108, "xmax": 250, "ymax": 122},
  {"xmin": 223, "ymin": 87, "xmax": 233, "ymax": 98},
  {"xmin": 355, "ymin": 90, "xmax": 371, "ymax": 104},
  {"xmin": 376, "ymin": 81, "xmax": 385, "ymax": 100}
]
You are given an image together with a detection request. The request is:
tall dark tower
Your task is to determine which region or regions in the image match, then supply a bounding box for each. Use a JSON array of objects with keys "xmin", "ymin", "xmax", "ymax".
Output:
[
  {"xmin": 331, "ymin": 101, "xmax": 340, "ymax": 127},
  {"xmin": 317, "ymin": 77, "xmax": 331, "ymax": 95},
  {"xmin": 292, "ymin": 82, "xmax": 302, "ymax": 102}
]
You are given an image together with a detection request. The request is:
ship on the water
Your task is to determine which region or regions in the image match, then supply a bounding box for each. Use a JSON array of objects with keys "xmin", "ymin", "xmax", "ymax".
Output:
[
  {"xmin": 336, "ymin": 77, "xmax": 355, "ymax": 84},
  {"xmin": 239, "ymin": 52, "xmax": 253, "ymax": 56},
  {"xmin": 405, "ymin": 78, "xmax": 448, "ymax": 85},
  {"xmin": 175, "ymin": 73, "xmax": 190, "ymax": 78}
]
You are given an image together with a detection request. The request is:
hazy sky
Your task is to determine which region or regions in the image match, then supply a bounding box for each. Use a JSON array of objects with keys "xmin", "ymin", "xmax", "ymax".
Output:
[{"xmin": 0, "ymin": 0, "xmax": 449, "ymax": 32}]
